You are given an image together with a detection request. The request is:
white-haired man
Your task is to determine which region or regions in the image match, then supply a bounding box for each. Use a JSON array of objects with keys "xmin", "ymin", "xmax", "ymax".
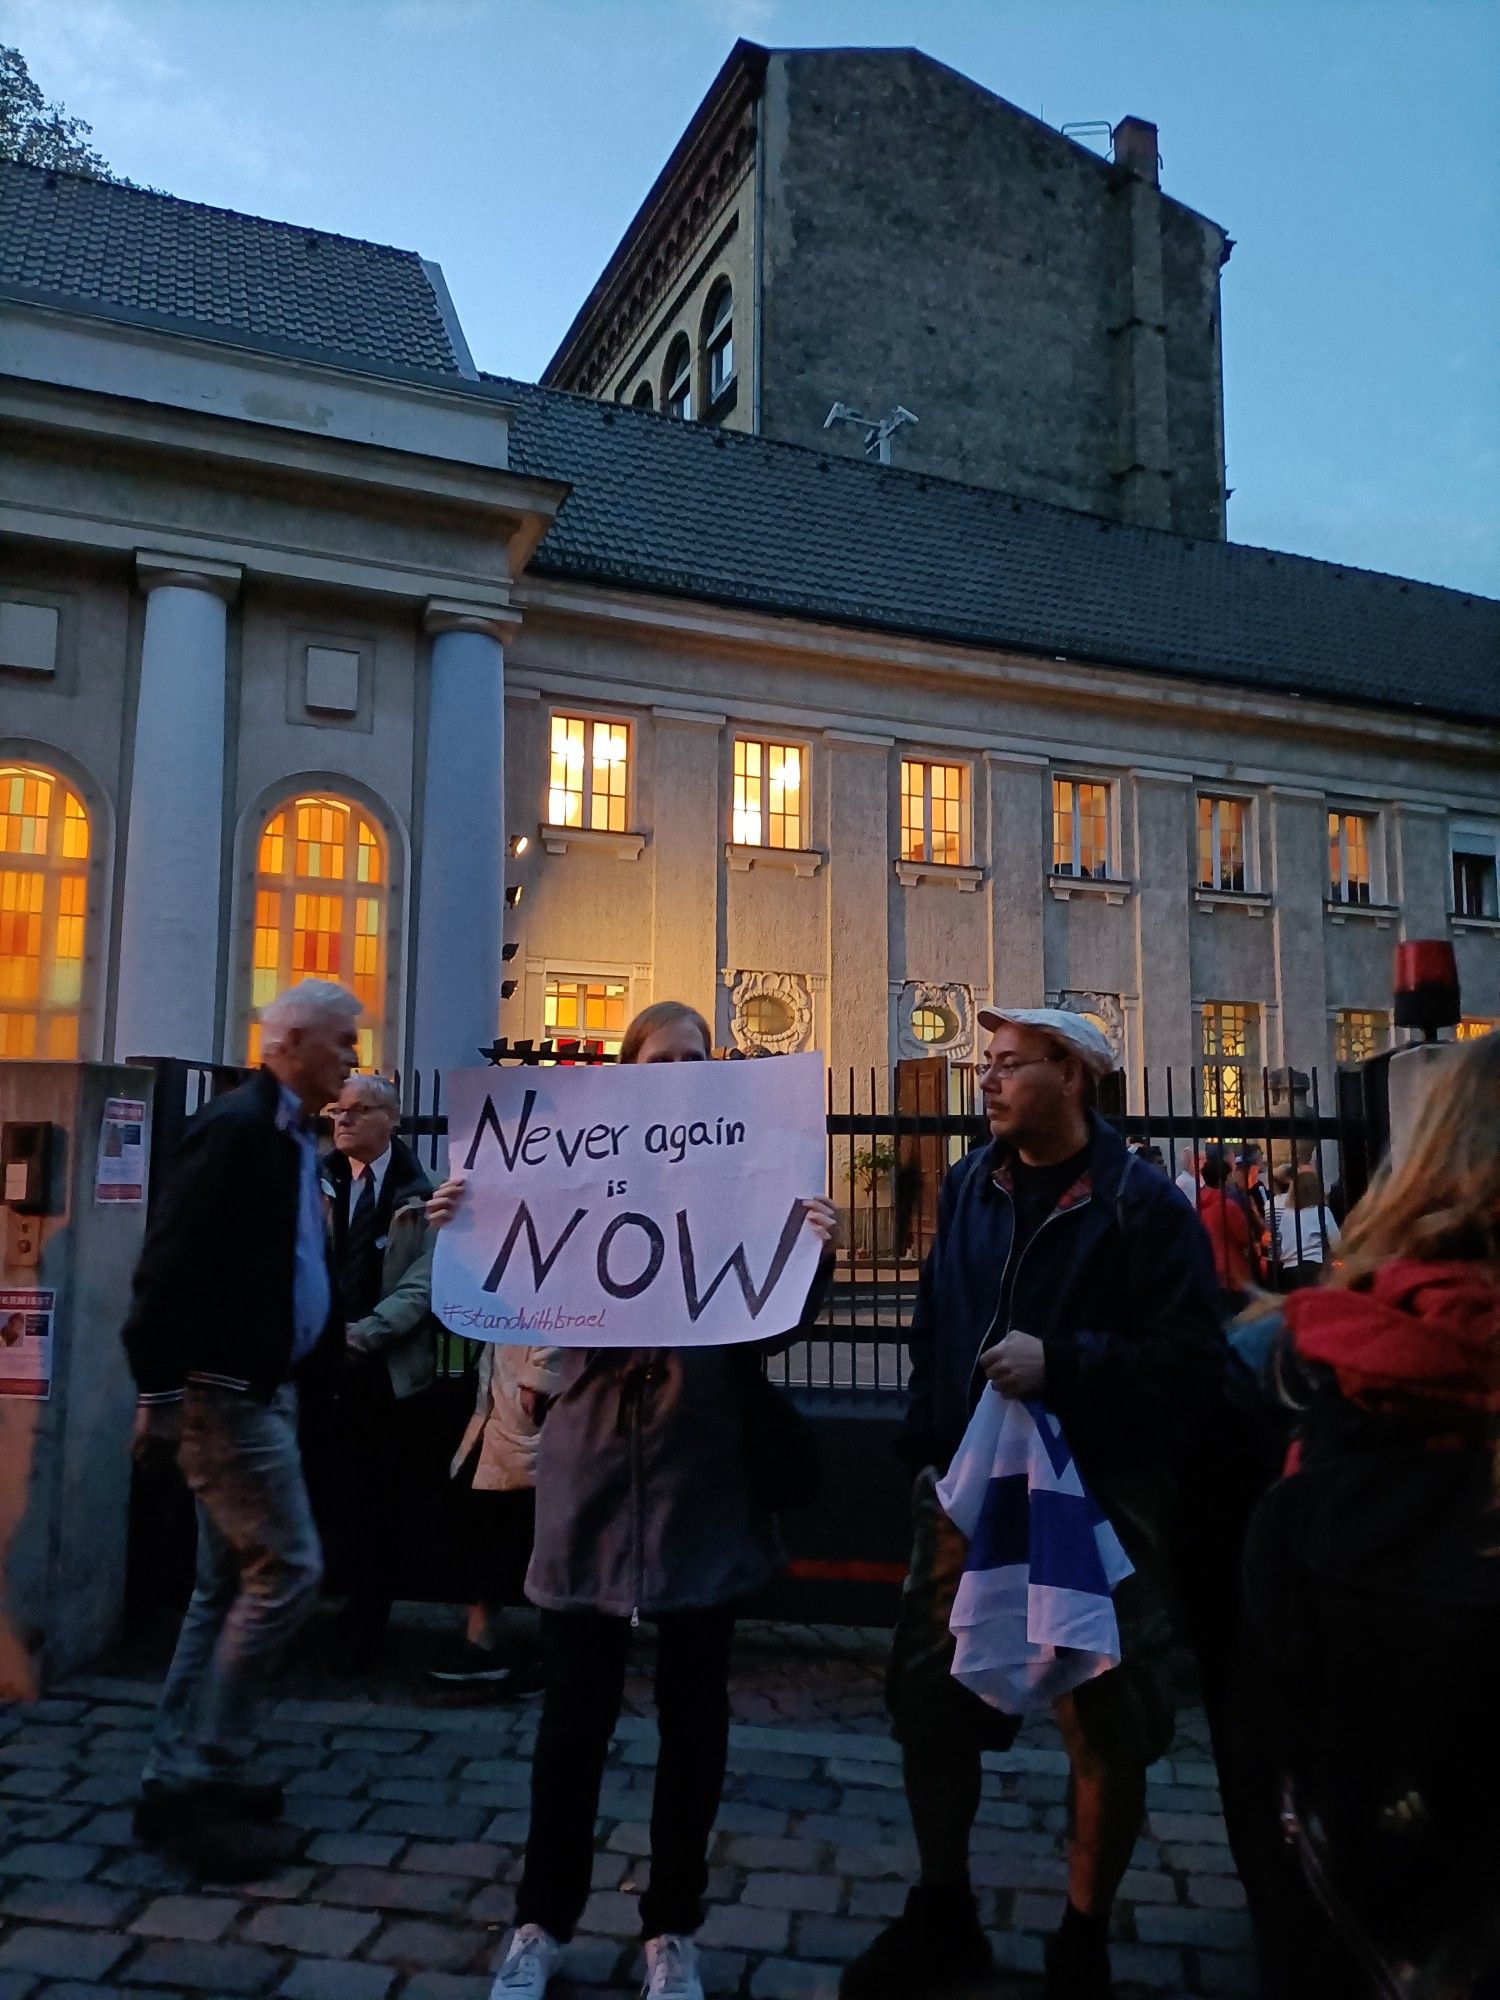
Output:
[{"xmin": 123, "ymin": 978, "xmax": 359, "ymax": 1849}]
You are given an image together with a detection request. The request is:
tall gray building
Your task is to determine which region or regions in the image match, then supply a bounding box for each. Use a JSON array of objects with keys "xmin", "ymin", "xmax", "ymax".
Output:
[{"xmin": 543, "ymin": 41, "xmax": 1231, "ymax": 539}]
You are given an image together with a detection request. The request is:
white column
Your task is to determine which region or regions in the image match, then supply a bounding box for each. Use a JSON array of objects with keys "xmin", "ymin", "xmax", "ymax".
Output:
[
  {"xmin": 413, "ymin": 600, "xmax": 516, "ymax": 1071},
  {"xmin": 113, "ymin": 555, "xmax": 239, "ymax": 1061}
]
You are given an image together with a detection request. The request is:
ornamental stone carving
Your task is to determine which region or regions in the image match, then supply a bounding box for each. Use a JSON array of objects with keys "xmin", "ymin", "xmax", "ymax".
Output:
[
  {"xmin": 728, "ymin": 969, "xmax": 814, "ymax": 1055},
  {"xmin": 896, "ymin": 981, "xmax": 975, "ymax": 1061},
  {"xmin": 1055, "ymin": 990, "xmax": 1126, "ymax": 1065}
]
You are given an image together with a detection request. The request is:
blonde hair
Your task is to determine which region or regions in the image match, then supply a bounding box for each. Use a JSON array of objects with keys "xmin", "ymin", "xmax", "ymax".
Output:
[
  {"xmin": 619, "ymin": 1001, "xmax": 712, "ymax": 1067},
  {"xmin": 1335, "ymin": 1031, "xmax": 1500, "ymax": 1291}
]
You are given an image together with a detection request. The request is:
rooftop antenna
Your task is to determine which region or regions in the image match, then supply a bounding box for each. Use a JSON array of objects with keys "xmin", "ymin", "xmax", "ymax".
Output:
[{"xmin": 823, "ymin": 402, "xmax": 919, "ymax": 465}]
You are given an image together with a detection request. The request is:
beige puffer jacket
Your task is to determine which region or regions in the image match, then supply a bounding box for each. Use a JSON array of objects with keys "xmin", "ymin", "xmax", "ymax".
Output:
[{"xmin": 450, "ymin": 1342, "xmax": 563, "ymax": 1493}]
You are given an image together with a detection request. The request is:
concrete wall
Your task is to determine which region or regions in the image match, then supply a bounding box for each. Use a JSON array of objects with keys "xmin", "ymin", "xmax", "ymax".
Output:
[
  {"xmin": 0, "ymin": 1063, "xmax": 151, "ymax": 1696},
  {"xmin": 757, "ymin": 49, "xmax": 1228, "ymax": 536}
]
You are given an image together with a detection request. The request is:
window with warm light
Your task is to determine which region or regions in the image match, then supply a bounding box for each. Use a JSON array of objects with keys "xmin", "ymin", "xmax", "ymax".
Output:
[
  {"xmin": 1456, "ymin": 1019, "xmax": 1497, "ymax": 1042},
  {"xmin": 1198, "ymin": 795, "xmax": 1251, "ymax": 892},
  {"xmin": 547, "ymin": 714, "xmax": 630, "ymax": 834},
  {"xmin": 664, "ymin": 335, "xmax": 693, "ymax": 421},
  {"xmin": 705, "ymin": 282, "xmax": 734, "ymax": 403},
  {"xmin": 732, "ymin": 739, "xmax": 805, "ymax": 850},
  {"xmin": 1201, "ymin": 1002, "xmax": 1259, "ymax": 1118},
  {"xmin": 1333, "ymin": 1009, "xmax": 1388, "ymax": 1064},
  {"xmin": 1052, "ymin": 778, "xmax": 1112, "ymax": 879},
  {"xmin": 247, "ymin": 795, "xmax": 387, "ymax": 1069},
  {"xmin": 1328, "ymin": 811, "xmax": 1374, "ymax": 905},
  {"xmin": 910, "ymin": 1004, "xmax": 957, "ymax": 1045},
  {"xmin": 544, "ymin": 975, "xmax": 628, "ymax": 1056},
  {"xmin": 0, "ymin": 764, "xmax": 89, "ymax": 1060},
  {"xmin": 901, "ymin": 760, "xmax": 967, "ymax": 866}
]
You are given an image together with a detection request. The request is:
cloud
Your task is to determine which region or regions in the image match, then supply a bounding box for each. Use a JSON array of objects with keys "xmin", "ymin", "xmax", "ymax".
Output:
[{"xmin": 0, "ymin": 0, "xmax": 312, "ymax": 199}]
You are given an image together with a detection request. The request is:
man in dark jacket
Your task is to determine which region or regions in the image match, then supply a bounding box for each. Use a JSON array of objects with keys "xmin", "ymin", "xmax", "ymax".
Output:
[
  {"xmin": 321, "ymin": 1072, "xmax": 436, "ymax": 1674},
  {"xmin": 842, "ymin": 1008, "xmax": 1227, "ymax": 2000},
  {"xmin": 124, "ymin": 979, "xmax": 359, "ymax": 1841}
]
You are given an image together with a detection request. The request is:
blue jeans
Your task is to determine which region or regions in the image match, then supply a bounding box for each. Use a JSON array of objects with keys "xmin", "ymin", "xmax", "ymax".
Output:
[{"xmin": 144, "ymin": 1383, "xmax": 322, "ymax": 1791}]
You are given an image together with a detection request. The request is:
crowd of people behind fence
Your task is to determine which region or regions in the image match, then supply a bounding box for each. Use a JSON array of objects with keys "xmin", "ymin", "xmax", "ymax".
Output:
[{"xmin": 118, "ymin": 978, "xmax": 1499, "ymax": 2000}]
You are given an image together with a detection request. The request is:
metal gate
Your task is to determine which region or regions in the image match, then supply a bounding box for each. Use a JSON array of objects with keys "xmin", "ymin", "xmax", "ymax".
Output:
[{"xmin": 123, "ymin": 1051, "xmax": 1375, "ymax": 1634}]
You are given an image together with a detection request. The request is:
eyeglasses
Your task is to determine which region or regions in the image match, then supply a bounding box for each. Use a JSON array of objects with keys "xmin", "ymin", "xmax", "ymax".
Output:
[
  {"xmin": 980, "ymin": 1054, "xmax": 1065, "ymax": 1083},
  {"xmin": 328, "ymin": 1104, "xmax": 384, "ymax": 1122}
]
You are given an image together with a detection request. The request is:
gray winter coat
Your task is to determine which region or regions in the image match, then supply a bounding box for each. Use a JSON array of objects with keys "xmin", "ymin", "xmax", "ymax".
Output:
[{"xmin": 526, "ymin": 1262, "xmax": 832, "ymax": 1620}]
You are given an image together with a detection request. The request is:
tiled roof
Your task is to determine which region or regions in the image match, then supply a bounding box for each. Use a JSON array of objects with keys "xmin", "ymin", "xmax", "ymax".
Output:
[
  {"xmin": 497, "ymin": 378, "xmax": 1500, "ymax": 728},
  {"xmin": 0, "ymin": 159, "xmax": 466, "ymax": 378}
]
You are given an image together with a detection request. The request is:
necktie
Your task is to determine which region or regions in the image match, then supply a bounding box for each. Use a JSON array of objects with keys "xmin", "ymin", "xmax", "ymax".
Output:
[{"xmin": 340, "ymin": 1166, "xmax": 378, "ymax": 1320}]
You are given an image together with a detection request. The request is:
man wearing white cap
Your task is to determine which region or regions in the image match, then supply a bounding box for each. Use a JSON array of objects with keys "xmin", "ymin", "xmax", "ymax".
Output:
[{"xmin": 842, "ymin": 1007, "xmax": 1227, "ymax": 2000}]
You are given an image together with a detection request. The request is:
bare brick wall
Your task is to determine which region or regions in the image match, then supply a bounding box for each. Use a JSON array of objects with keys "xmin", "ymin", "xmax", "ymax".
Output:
[{"xmin": 758, "ymin": 49, "xmax": 1229, "ymax": 537}]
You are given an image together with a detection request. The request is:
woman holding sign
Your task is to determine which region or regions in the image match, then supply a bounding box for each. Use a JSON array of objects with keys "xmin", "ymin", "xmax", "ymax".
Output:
[{"xmin": 449, "ymin": 1002, "xmax": 835, "ymax": 2000}]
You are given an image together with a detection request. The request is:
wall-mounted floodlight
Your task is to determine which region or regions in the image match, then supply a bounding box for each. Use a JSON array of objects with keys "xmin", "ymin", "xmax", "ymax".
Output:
[
  {"xmin": 501, "ymin": 979, "xmax": 518, "ymax": 1000},
  {"xmin": 509, "ymin": 833, "xmax": 530, "ymax": 857},
  {"xmin": 505, "ymin": 884, "xmax": 523, "ymax": 908}
]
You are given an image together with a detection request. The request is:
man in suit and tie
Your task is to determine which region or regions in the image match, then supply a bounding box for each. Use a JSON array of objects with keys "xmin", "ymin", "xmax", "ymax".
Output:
[
  {"xmin": 124, "ymin": 979, "xmax": 359, "ymax": 1844},
  {"xmin": 321, "ymin": 1072, "xmax": 439, "ymax": 1673}
]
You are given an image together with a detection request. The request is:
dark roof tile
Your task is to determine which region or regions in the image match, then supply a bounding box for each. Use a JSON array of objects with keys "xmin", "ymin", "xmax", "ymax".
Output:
[
  {"xmin": 0, "ymin": 158, "xmax": 462, "ymax": 378},
  {"xmin": 495, "ymin": 377, "xmax": 1499, "ymax": 727}
]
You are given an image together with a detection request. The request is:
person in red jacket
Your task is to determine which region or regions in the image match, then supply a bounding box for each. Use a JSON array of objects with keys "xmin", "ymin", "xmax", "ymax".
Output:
[
  {"xmin": 1234, "ymin": 1029, "xmax": 1500, "ymax": 1998},
  {"xmin": 1196, "ymin": 1149, "xmax": 1259, "ymax": 1312}
]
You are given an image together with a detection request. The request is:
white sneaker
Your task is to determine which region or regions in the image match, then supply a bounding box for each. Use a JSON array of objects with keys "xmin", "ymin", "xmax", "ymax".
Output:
[
  {"xmin": 642, "ymin": 1933, "xmax": 705, "ymax": 2000},
  {"xmin": 490, "ymin": 1924, "xmax": 560, "ymax": 1997}
]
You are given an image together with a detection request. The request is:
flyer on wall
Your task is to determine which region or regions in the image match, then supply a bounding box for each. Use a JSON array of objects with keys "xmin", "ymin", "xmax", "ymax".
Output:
[
  {"xmin": 0, "ymin": 1288, "xmax": 54, "ymax": 1400},
  {"xmin": 95, "ymin": 1098, "xmax": 148, "ymax": 1204}
]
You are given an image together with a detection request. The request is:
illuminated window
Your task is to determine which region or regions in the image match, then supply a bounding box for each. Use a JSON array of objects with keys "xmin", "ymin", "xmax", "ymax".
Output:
[
  {"xmin": 742, "ymin": 993, "xmax": 793, "ymax": 1042},
  {"xmin": 1198, "ymin": 795, "xmax": 1250, "ymax": 892},
  {"xmin": 247, "ymin": 795, "xmax": 387, "ymax": 1069},
  {"xmin": 1456, "ymin": 1019, "xmax": 1497, "ymax": 1042},
  {"xmin": 901, "ymin": 761, "xmax": 967, "ymax": 866},
  {"xmin": 0, "ymin": 764, "xmax": 89, "ymax": 1061},
  {"xmin": 547, "ymin": 714, "xmax": 630, "ymax": 834},
  {"xmin": 910, "ymin": 1004, "xmax": 956, "ymax": 1045},
  {"xmin": 1052, "ymin": 778, "xmax": 1111, "ymax": 879},
  {"xmin": 664, "ymin": 335, "xmax": 692, "ymax": 421},
  {"xmin": 1328, "ymin": 811, "xmax": 1374, "ymax": 905},
  {"xmin": 1334, "ymin": 1009, "xmax": 1388, "ymax": 1064},
  {"xmin": 544, "ymin": 975, "xmax": 627, "ymax": 1056},
  {"xmin": 732, "ymin": 739, "xmax": 804, "ymax": 850},
  {"xmin": 1201, "ymin": 1002, "xmax": 1259, "ymax": 1119},
  {"xmin": 705, "ymin": 282, "xmax": 734, "ymax": 403}
]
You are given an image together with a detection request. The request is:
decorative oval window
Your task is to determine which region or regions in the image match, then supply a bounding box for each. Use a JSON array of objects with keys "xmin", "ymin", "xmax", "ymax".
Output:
[
  {"xmin": 910, "ymin": 1004, "xmax": 957, "ymax": 1045},
  {"xmin": 742, "ymin": 993, "xmax": 794, "ymax": 1041}
]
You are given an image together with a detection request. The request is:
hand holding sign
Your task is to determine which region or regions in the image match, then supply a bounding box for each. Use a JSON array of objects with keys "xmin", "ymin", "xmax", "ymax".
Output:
[{"xmin": 433, "ymin": 1054, "xmax": 828, "ymax": 1348}]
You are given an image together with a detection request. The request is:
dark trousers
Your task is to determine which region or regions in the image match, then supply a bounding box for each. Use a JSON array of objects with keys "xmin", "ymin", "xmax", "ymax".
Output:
[
  {"xmin": 333, "ymin": 1359, "xmax": 405, "ymax": 1634},
  {"xmin": 515, "ymin": 1605, "xmax": 737, "ymax": 1942}
]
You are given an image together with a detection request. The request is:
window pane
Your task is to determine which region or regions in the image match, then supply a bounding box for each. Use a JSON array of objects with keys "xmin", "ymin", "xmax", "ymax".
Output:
[
  {"xmin": 900, "ymin": 761, "xmax": 925, "ymax": 863},
  {"xmin": 1196, "ymin": 797, "xmax": 1215, "ymax": 886},
  {"xmin": 1053, "ymin": 779, "xmax": 1076, "ymax": 875},
  {"xmin": 250, "ymin": 796, "xmax": 387, "ymax": 1067},
  {"xmin": 545, "ymin": 975, "xmax": 627, "ymax": 1056},
  {"xmin": 1078, "ymin": 783, "xmax": 1108, "ymax": 879},
  {"xmin": 767, "ymin": 744, "xmax": 802, "ymax": 850},
  {"xmin": 590, "ymin": 721, "xmax": 629, "ymax": 833},
  {"xmin": 549, "ymin": 714, "xmax": 586, "ymax": 828},
  {"xmin": 0, "ymin": 766, "xmax": 90, "ymax": 1063}
]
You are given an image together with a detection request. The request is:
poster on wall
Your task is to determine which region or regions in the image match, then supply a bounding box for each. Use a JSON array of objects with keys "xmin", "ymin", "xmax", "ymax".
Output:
[
  {"xmin": 433, "ymin": 1054, "xmax": 827, "ymax": 1348},
  {"xmin": 94, "ymin": 1098, "xmax": 147, "ymax": 1205},
  {"xmin": 0, "ymin": 1288, "xmax": 54, "ymax": 1399}
]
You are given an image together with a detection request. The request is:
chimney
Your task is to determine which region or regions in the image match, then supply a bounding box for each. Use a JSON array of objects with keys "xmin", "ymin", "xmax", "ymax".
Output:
[{"xmin": 1112, "ymin": 115, "xmax": 1159, "ymax": 186}]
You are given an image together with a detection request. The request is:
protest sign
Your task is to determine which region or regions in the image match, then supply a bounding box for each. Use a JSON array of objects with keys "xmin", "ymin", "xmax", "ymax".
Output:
[
  {"xmin": 433, "ymin": 1053, "xmax": 826, "ymax": 1348},
  {"xmin": 0, "ymin": 1287, "xmax": 53, "ymax": 1399}
]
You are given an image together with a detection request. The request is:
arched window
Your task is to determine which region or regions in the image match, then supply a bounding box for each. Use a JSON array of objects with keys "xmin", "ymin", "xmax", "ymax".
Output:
[
  {"xmin": 703, "ymin": 281, "xmax": 734, "ymax": 404},
  {"xmin": 247, "ymin": 794, "xmax": 388, "ymax": 1069},
  {"xmin": 0, "ymin": 763, "xmax": 89, "ymax": 1059},
  {"xmin": 631, "ymin": 380, "xmax": 654, "ymax": 410},
  {"xmin": 663, "ymin": 334, "xmax": 692, "ymax": 421}
]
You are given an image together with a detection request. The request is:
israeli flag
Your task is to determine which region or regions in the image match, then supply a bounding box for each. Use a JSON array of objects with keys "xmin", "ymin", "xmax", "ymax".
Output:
[{"xmin": 935, "ymin": 1390, "xmax": 1134, "ymax": 1712}]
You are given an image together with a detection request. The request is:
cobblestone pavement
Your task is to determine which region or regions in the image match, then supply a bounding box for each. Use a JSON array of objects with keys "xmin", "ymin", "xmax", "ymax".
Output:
[{"xmin": 0, "ymin": 1619, "xmax": 1256, "ymax": 2000}]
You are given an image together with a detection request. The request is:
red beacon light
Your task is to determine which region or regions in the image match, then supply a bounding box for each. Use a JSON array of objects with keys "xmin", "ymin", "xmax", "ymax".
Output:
[{"xmin": 1393, "ymin": 940, "xmax": 1461, "ymax": 1043}]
